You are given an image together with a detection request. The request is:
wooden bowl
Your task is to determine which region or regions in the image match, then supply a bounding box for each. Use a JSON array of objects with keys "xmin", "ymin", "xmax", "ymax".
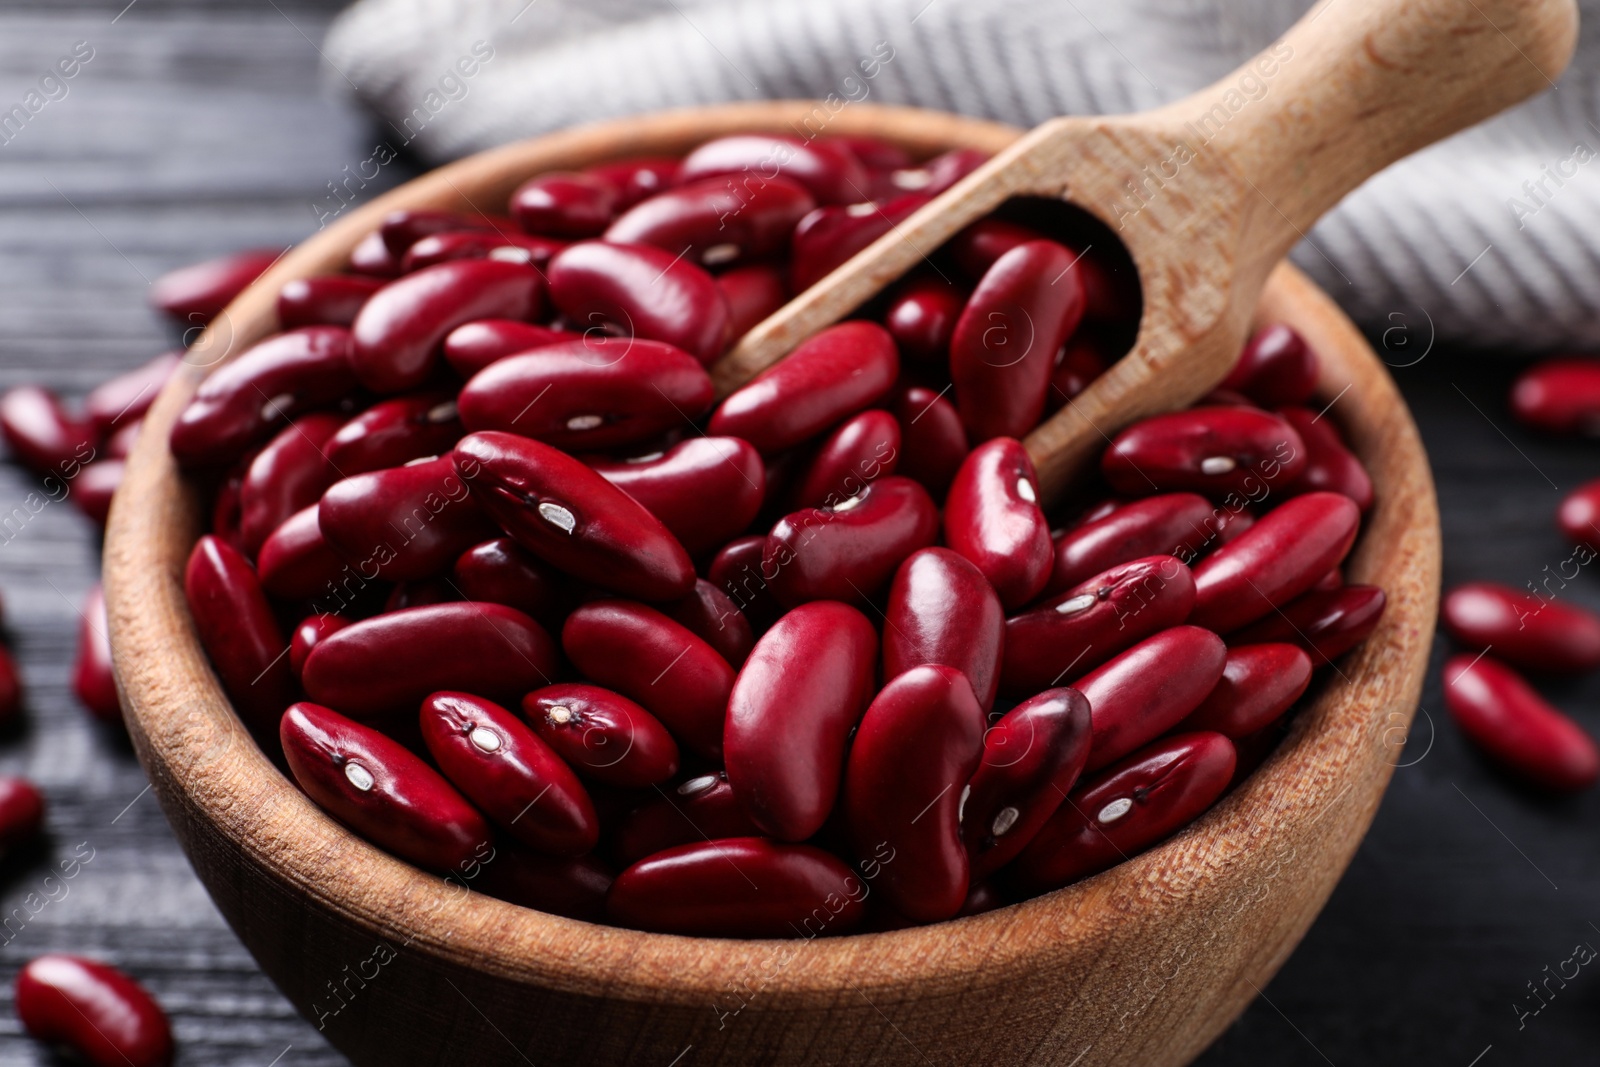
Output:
[{"xmin": 103, "ymin": 103, "xmax": 1440, "ymax": 1067}]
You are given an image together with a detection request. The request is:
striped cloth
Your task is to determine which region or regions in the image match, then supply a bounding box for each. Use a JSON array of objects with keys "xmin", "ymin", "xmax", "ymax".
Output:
[{"xmin": 325, "ymin": 0, "xmax": 1600, "ymax": 353}]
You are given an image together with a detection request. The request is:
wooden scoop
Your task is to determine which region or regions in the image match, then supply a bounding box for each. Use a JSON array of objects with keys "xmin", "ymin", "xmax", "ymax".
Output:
[{"xmin": 711, "ymin": 0, "xmax": 1577, "ymax": 502}]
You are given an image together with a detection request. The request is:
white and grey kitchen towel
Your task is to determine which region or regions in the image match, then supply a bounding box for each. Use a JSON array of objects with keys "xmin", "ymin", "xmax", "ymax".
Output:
[{"xmin": 324, "ymin": 0, "xmax": 1600, "ymax": 353}]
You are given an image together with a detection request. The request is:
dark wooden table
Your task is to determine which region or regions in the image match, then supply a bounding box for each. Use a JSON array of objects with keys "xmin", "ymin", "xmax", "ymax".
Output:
[{"xmin": 2, "ymin": 1, "xmax": 1597, "ymax": 1064}]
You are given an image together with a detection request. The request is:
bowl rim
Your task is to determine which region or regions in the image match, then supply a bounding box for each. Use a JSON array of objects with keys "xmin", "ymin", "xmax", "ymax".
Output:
[{"xmin": 104, "ymin": 101, "xmax": 1440, "ymax": 1009}]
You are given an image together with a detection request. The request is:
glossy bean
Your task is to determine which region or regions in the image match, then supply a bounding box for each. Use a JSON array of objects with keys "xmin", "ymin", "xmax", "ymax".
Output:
[
  {"xmin": 151, "ymin": 247, "xmax": 278, "ymax": 326},
  {"xmin": 442, "ymin": 319, "xmax": 583, "ymax": 378},
  {"xmin": 378, "ymin": 209, "xmax": 514, "ymax": 256},
  {"xmin": 16, "ymin": 955, "xmax": 172, "ymax": 1067},
  {"xmin": 1178, "ymin": 643, "xmax": 1311, "ymax": 738},
  {"xmin": 678, "ymin": 135, "xmax": 869, "ymax": 205},
  {"xmin": 523, "ymin": 682, "xmax": 680, "ymax": 788},
  {"xmin": 1442, "ymin": 581, "xmax": 1600, "ymax": 673},
  {"xmin": 884, "ymin": 547, "xmax": 1002, "ymax": 711},
  {"xmin": 948, "ymin": 217, "xmax": 1038, "ymax": 278},
  {"xmin": 546, "ymin": 241, "xmax": 729, "ymax": 365},
  {"xmin": 384, "ymin": 577, "xmax": 455, "ymax": 612},
  {"xmin": 478, "ymin": 845, "xmax": 613, "ymax": 922},
  {"xmin": 1280, "ymin": 406, "xmax": 1373, "ymax": 511},
  {"xmin": 834, "ymin": 136, "xmax": 911, "ymax": 172},
  {"xmin": 453, "ymin": 432, "xmax": 696, "ymax": 601},
  {"xmin": 301, "ymin": 602, "xmax": 557, "ymax": 718},
  {"xmin": 1012, "ymin": 732, "xmax": 1236, "ymax": 891},
  {"xmin": 1190, "ymin": 492, "xmax": 1361, "ymax": 633},
  {"xmin": 882, "ymin": 147, "xmax": 988, "ymax": 198},
  {"xmin": 451, "ymin": 537, "xmax": 568, "ymax": 629},
  {"xmin": 276, "ymin": 274, "xmax": 385, "ymax": 329},
  {"xmin": 1219, "ymin": 323, "xmax": 1319, "ymax": 407},
  {"xmin": 510, "ymin": 171, "xmax": 619, "ymax": 237},
  {"xmin": 1509, "ymin": 358, "xmax": 1600, "ymax": 435},
  {"xmin": 789, "ymin": 192, "xmax": 929, "ymax": 291},
  {"xmin": 667, "ymin": 579, "xmax": 755, "ymax": 667},
  {"xmin": 0, "ymin": 386, "xmax": 95, "ymax": 477},
  {"xmin": 708, "ymin": 535, "xmax": 784, "ymax": 634},
  {"xmin": 943, "ymin": 437, "xmax": 1052, "ymax": 609},
  {"xmin": 72, "ymin": 585, "xmax": 120, "ymax": 721},
  {"xmin": 1230, "ymin": 584, "xmax": 1387, "ymax": 664},
  {"xmin": 764, "ymin": 475, "xmax": 939, "ymax": 607},
  {"xmin": 883, "ymin": 273, "xmax": 964, "ymax": 364},
  {"xmin": 289, "ymin": 613, "xmax": 349, "ymax": 679},
  {"xmin": 1045, "ymin": 492, "xmax": 1216, "ymax": 596},
  {"xmin": 890, "ymin": 384, "xmax": 968, "ymax": 499},
  {"xmin": 614, "ymin": 773, "xmax": 761, "ymax": 864},
  {"xmin": 606, "ymin": 174, "xmax": 815, "ymax": 269},
  {"xmin": 0, "ymin": 777, "xmax": 43, "ymax": 851},
  {"xmin": 1558, "ymin": 476, "xmax": 1600, "ymax": 547},
  {"xmin": 400, "ymin": 230, "xmax": 565, "ymax": 273},
  {"xmin": 1077, "ymin": 626, "xmax": 1227, "ymax": 770},
  {"xmin": 85, "ymin": 352, "xmax": 179, "ymax": 435},
  {"xmin": 963, "ymin": 688, "xmax": 1093, "ymax": 879},
  {"xmin": 1444, "ymin": 654, "xmax": 1600, "ymax": 792},
  {"xmin": 716, "ymin": 263, "xmax": 788, "ymax": 342},
  {"xmin": 348, "ymin": 231, "xmax": 402, "ymax": 277},
  {"xmin": 1101, "ymin": 406, "xmax": 1307, "ymax": 499},
  {"xmin": 585, "ymin": 156, "xmax": 680, "ymax": 208},
  {"xmin": 256, "ymin": 505, "xmax": 344, "ymax": 601},
  {"xmin": 184, "ymin": 535, "xmax": 294, "ymax": 731},
  {"xmin": 324, "ymin": 393, "xmax": 462, "ymax": 477},
  {"xmin": 318, "ymin": 455, "xmax": 495, "ymax": 583},
  {"xmin": 72, "ymin": 459, "xmax": 123, "ymax": 526},
  {"xmin": 237, "ymin": 412, "xmax": 344, "ymax": 555},
  {"xmin": 585, "ymin": 436, "xmax": 764, "ymax": 557},
  {"xmin": 785, "ymin": 409, "xmax": 899, "ymax": 510}
]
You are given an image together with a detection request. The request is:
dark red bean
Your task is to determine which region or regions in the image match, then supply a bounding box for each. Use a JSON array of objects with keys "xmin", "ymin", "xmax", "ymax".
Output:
[
  {"xmin": 184, "ymin": 535, "xmax": 294, "ymax": 731},
  {"xmin": 885, "ymin": 147, "xmax": 989, "ymax": 198},
  {"xmin": 351, "ymin": 260, "xmax": 544, "ymax": 393},
  {"xmin": 833, "ymin": 136, "xmax": 911, "ymax": 172},
  {"xmin": 237, "ymin": 412, "xmax": 343, "ymax": 555},
  {"xmin": 546, "ymin": 241, "xmax": 728, "ymax": 365},
  {"xmin": 585, "ymin": 436, "xmax": 764, "ymax": 557},
  {"xmin": 884, "ymin": 547, "xmax": 1002, "ymax": 712},
  {"xmin": 511, "ymin": 171, "xmax": 619, "ymax": 237},
  {"xmin": 0, "ymin": 777, "xmax": 43, "ymax": 851},
  {"xmin": 1045, "ymin": 492, "xmax": 1216, "ymax": 596},
  {"xmin": 318, "ymin": 455, "xmax": 495, "ymax": 583},
  {"xmin": 843, "ymin": 665, "xmax": 985, "ymax": 922},
  {"xmin": 1078, "ymin": 626, "xmax": 1227, "ymax": 770},
  {"xmin": 883, "ymin": 273, "xmax": 964, "ymax": 365},
  {"xmin": 379, "ymin": 209, "xmax": 514, "ymax": 256},
  {"xmin": 1280, "ymin": 406, "xmax": 1373, "ymax": 511},
  {"xmin": 585, "ymin": 156, "xmax": 680, "ymax": 209},
  {"xmin": 963, "ymin": 688, "xmax": 1092, "ymax": 879},
  {"xmin": 1190, "ymin": 492, "xmax": 1361, "ymax": 633},
  {"xmin": 948, "ymin": 217, "xmax": 1039, "ymax": 278},
  {"xmin": 1002, "ymin": 556, "xmax": 1197, "ymax": 697},
  {"xmin": 451, "ymin": 537, "xmax": 567, "ymax": 629},
  {"xmin": 458, "ymin": 337, "xmax": 712, "ymax": 450},
  {"xmin": 1179, "ymin": 643, "xmax": 1311, "ymax": 738},
  {"xmin": 169, "ymin": 326, "xmax": 356, "ymax": 468},
  {"xmin": 348, "ymin": 231, "xmax": 402, "ymax": 277},
  {"xmin": 1101, "ymin": 407, "xmax": 1307, "ymax": 499},
  {"xmin": 785, "ymin": 409, "xmax": 899, "ymax": 510},
  {"xmin": 0, "ymin": 645, "xmax": 18, "ymax": 727},
  {"xmin": 1046, "ymin": 332, "xmax": 1110, "ymax": 409},
  {"xmin": 257, "ymin": 505, "xmax": 344, "ymax": 601},
  {"xmin": 323, "ymin": 392, "xmax": 461, "ymax": 477},
  {"xmin": 442, "ymin": 319, "xmax": 583, "ymax": 378},
  {"xmin": 301, "ymin": 602, "xmax": 556, "ymax": 718},
  {"xmin": 561, "ymin": 599, "xmax": 734, "ymax": 758},
  {"xmin": 679, "ymin": 135, "xmax": 870, "ymax": 205},
  {"xmin": 608, "ymin": 837, "xmax": 866, "ymax": 938},
  {"xmin": 614, "ymin": 772, "xmax": 761, "ymax": 864},
  {"xmin": 72, "ymin": 459, "xmax": 123, "ymax": 526},
  {"xmin": 890, "ymin": 383, "xmax": 968, "ymax": 499},
  {"xmin": 523, "ymin": 682, "xmax": 680, "ymax": 788},
  {"xmin": 478, "ymin": 845, "xmax": 612, "ymax": 922},
  {"xmin": 16, "ymin": 955, "xmax": 172, "ymax": 1067},
  {"xmin": 281, "ymin": 702, "xmax": 492, "ymax": 873},
  {"xmin": 724, "ymin": 601, "xmax": 877, "ymax": 841},
  {"xmin": 1231, "ymin": 585, "xmax": 1387, "ymax": 664},
  {"xmin": 1220, "ymin": 323, "xmax": 1319, "ymax": 407},
  {"xmin": 716, "ymin": 263, "xmax": 788, "ymax": 342},
  {"xmin": 1441, "ymin": 581, "xmax": 1600, "ymax": 673},
  {"xmin": 400, "ymin": 230, "xmax": 565, "ymax": 273},
  {"xmin": 1012, "ymin": 731, "xmax": 1236, "ymax": 891},
  {"xmin": 667, "ymin": 579, "xmax": 755, "ymax": 667},
  {"xmin": 289, "ymin": 613, "xmax": 348, "ymax": 679},
  {"xmin": 789, "ymin": 192, "xmax": 930, "ymax": 291},
  {"xmin": 1311, "ymin": 566, "xmax": 1343, "ymax": 592},
  {"xmin": 210, "ymin": 460, "xmax": 247, "ymax": 552},
  {"xmin": 453, "ymin": 431, "xmax": 696, "ymax": 601},
  {"xmin": 765, "ymin": 475, "xmax": 938, "ymax": 607},
  {"xmin": 73, "ymin": 585, "xmax": 120, "ymax": 721},
  {"xmin": 151, "ymin": 247, "xmax": 279, "ymax": 325},
  {"xmin": 708, "ymin": 534, "xmax": 784, "ymax": 634},
  {"xmin": 1558, "ymin": 476, "xmax": 1600, "ymax": 547},
  {"xmin": 276, "ymin": 274, "xmax": 385, "ymax": 329},
  {"xmin": 1511, "ymin": 358, "xmax": 1600, "ymax": 435},
  {"xmin": 606, "ymin": 174, "xmax": 815, "ymax": 269},
  {"xmin": 420, "ymin": 692, "xmax": 597, "ymax": 856},
  {"xmin": 85, "ymin": 352, "xmax": 180, "ymax": 435},
  {"xmin": 943, "ymin": 437, "xmax": 1052, "ymax": 609},
  {"xmin": 709, "ymin": 321, "xmax": 899, "ymax": 453},
  {"xmin": 384, "ymin": 577, "xmax": 456, "ymax": 612},
  {"xmin": 0, "ymin": 386, "xmax": 95, "ymax": 477},
  {"xmin": 1444, "ymin": 654, "xmax": 1600, "ymax": 792}
]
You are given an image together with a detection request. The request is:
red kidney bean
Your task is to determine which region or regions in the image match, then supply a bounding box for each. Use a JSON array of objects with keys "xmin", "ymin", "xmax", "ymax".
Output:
[
  {"xmin": 453, "ymin": 431, "xmax": 696, "ymax": 601},
  {"xmin": 16, "ymin": 955, "xmax": 173, "ymax": 1067},
  {"xmin": 949, "ymin": 240, "xmax": 1085, "ymax": 443},
  {"xmin": 281, "ymin": 701, "xmax": 493, "ymax": 873},
  {"xmin": 667, "ymin": 579, "xmax": 754, "ymax": 667},
  {"xmin": 586, "ymin": 156, "xmax": 680, "ymax": 209},
  {"xmin": 614, "ymin": 772, "xmax": 761, "ymax": 864},
  {"xmin": 0, "ymin": 644, "xmax": 18, "ymax": 727},
  {"xmin": 458, "ymin": 337, "xmax": 713, "ymax": 450},
  {"xmin": 561, "ymin": 599, "xmax": 734, "ymax": 758},
  {"xmin": 326, "ymin": 392, "xmax": 462, "ymax": 476},
  {"xmin": 237, "ymin": 412, "xmax": 343, "ymax": 555},
  {"xmin": 0, "ymin": 777, "xmax": 43, "ymax": 851},
  {"xmin": 73, "ymin": 584, "xmax": 120, "ymax": 721},
  {"xmin": 709, "ymin": 321, "xmax": 899, "ymax": 453},
  {"xmin": 943, "ymin": 437, "xmax": 1052, "ymax": 610},
  {"xmin": 184, "ymin": 535, "xmax": 294, "ymax": 731},
  {"xmin": 889, "ymin": 383, "xmax": 968, "ymax": 499},
  {"xmin": 1179, "ymin": 643, "xmax": 1311, "ymax": 738},
  {"xmin": 1310, "ymin": 566, "xmax": 1343, "ymax": 592},
  {"xmin": 289, "ymin": 613, "xmax": 349, "ymax": 679},
  {"xmin": 678, "ymin": 135, "xmax": 870, "ymax": 205},
  {"xmin": 1231, "ymin": 584, "xmax": 1387, "ymax": 664},
  {"xmin": 1280, "ymin": 406, "xmax": 1373, "ymax": 511},
  {"xmin": 210, "ymin": 460, "xmax": 247, "ymax": 552},
  {"xmin": 1101, "ymin": 406, "xmax": 1307, "ymax": 499},
  {"xmin": 1077, "ymin": 626, "xmax": 1227, "ymax": 770},
  {"xmin": 951, "ymin": 222, "xmax": 1130, "ymax": 323},
  {"xmin": 1509, "ymin": 357, "xmax": 1600, "ymax": 435},
  {"xmin": 606, "ymin": 174, "xmax": 815, "ymax": 269},
  {"xmin": 724, "ymin": 601, "xmax": 877, "ymax": 841},
  {"xmin": 884, "ymin": 547, "xmax": 1002, "ymax": 712},
  {"xmin": 963, "ymin": 687, "xmax": 1092, "ymax": 879},
  {"xmin": 608, "ymin": 837, "xmax": 867, "ymax": 938},
  {"xmin": 1558, "ymin": 476, "xmax": 1600, "ymax": 547},
  {"xmin": 789, "ymin": 192, "xmax": 930, "ymax": 291},
  {"xmin": 835, "ymin": 136, "xmax": 912, "ymax": 172},
  {"xmin": 1190, "ymin": 491, "xmax": 1361, "ymax": 633},
  {"xmin": 384, "ymin": 577, "xmax": 456, "ymax": 613},
  {"xmin": 401, "ymin": 230, "xmax": 565, "ymax": 273},
  {"xmin": 585, "ymin": 436, "xmax": 764, "ymax": 557},
  {"xmin": 302, "ymin": 602, "xmax": 556, "ymax": 718},
  {"xmin": 1442, "ymin": 581, "xmax": 1600, "ymax": 673},
  {"xmin": 85, "ymin": 352, "xmax": 179, "ymax": 435},
  {"xmin": 716, "ymin": 263, "xmax": 788, "ymax": 342},
  {"xmin": 379, "ymin": 209, "xmax": 515, "ymax": 256},
  {"xmin": 949, "ymin": 217, "xmax": 1041, "ymax": 278},
  {"xmin": 478, "ymin": 845, "xmax": 613, "ymax": 922},
  {"xmin": 546, "ymin": 241, "xmax": 729, "ymax": 365},
  {"xmin": 169, "ymin": 326, "xmax": 356, "ymax": 468},
  {"xmin": 884, "ymin": 272, "xmax": 965, "ymax": 365},
  {"xmin": 1046, "ymin": 332, "xmax": 1110, "ymax": 409},
  {"xmin": 843, "ymin": 665, "xmax": 985, "ymax": 922},
  {"xmin": 277, "ymin": 274, "xmax": 385, "ymax": 329},
  {"xmin": 1444, "ymin": 654, "xmax": 1600, "ymax": 793},
  {"xmin": 451, "ymin": 537, "xmax": 567, "ymax": 628},
  {"xmin": 1012, "ymin": 731, "xmax": 1236, "ymax": 891},
  {"xmin": 420, "ymin": 691, "xmax": 598, "ymax": 856},
  {"xmin": 709, "ymin": 534, "xmax": 784, "ymax": 633},
  {"xmin": 885, "ymin": 147, "xmax": 988, "ymax": 198},
  {"xmin": 785, "ymin": 409, "xmax": 899, "ymax": 510},
  {"xmin": 318, "ymin": 455, "xmax": 495, "ymax": 583},
  {"xmin": 351, "ymin": 259, "xmax": 545, "ymax": 393},
  {"xmin": 1002, "ymin": 555, "xmax": 1197, "ymax": 697},
  {"xmin": 151, "ymin": 247, "xmax": 279, "ymax": 325},
  {"xmin": 257, "ymin": 505, "xmax": 344, "ymax": 601},
  {"xmin": 511, "ymin": 171, "xmax": 619, "ymax": 237},
  {"xmin": 523, "ymin": 682, "xmax": 681, "ymax": 788},
  {"xmin": 1045, "ymin": 492, "xmax": 1216, "ymax": 596},
  {"xmin": 0, "ymin": 386, "xmax": 95, "ymax": 477},
  {"xmin": 1200, "ymin": 387, "xmax": 1257, "ymax": 408},
  {"xmin": 764, "ymin": 475, "xmax": 938, "ymax": 607},
  {"xmin": 1220, "ymin": 323, "xmax": 1319, "ymax": 407},
  {"xmin": 443, "ymin": 319, "xmax": 583, "ymax": 378},
  {"xmin": 72, "ymin": 459, "xmax": 123, "ymax": 526},
  {"xmin": 349, "ymin": 231, "xmax": 402, "ymax": 277}
]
